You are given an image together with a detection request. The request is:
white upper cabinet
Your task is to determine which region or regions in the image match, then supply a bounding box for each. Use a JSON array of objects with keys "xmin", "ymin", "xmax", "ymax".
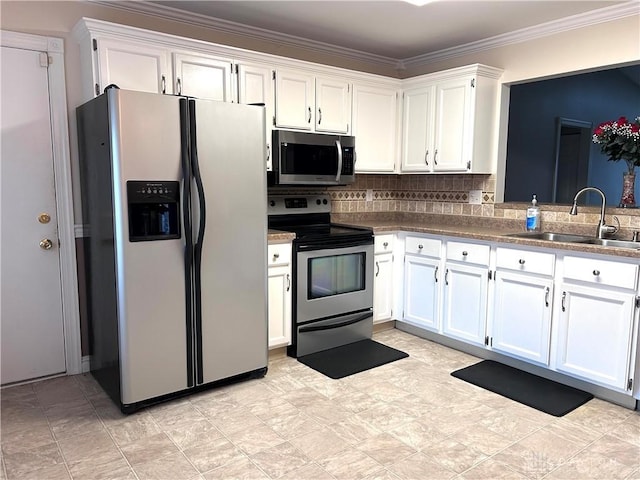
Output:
[
  {"xmin": 352, "ymin": 83, "xmax": 399, "ymax": 173},
  {"xmin": 172, "ymin": 52, "xmax": 233, "ymax": 101},
  {"xmin": 274, "ymin": 69, "xmax": 351, "ymax": 134},
  {"xmin": 237, "ymin": 62, "xmax": 275, "ymax": 170},
  {"xmin": 401, "ymin": 64, "xmax": 503, "ymax": 174},
  {"xmin": 94, "ymin": 37, "xmax": 172, "ymax": 96}
]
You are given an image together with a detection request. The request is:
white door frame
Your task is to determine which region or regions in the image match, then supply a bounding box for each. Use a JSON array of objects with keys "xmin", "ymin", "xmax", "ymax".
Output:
[{"xmin": 1, "ymin": 30, "xmax": 82, "ymax": 375}]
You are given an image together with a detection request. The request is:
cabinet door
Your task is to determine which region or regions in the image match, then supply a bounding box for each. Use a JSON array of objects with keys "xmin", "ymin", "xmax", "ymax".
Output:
[
  {"xmin": 268, "ymin": 264, "xmax": 292, "ymax": 349},
  {"xmin": 352, "ymin": 84, "xmax": 397, "ymax": 173},
  {"xmin": 555, "ymin": 283, "xmax": 635, "ymax": 390},
  {"xmin": 173, "ymin": 52, "xmax": 233, "ymax": 101},
  {"xmin": 491, "ymin": 271, "xmax": 553, "ymax": 365},
  {"xmin": 433, "ymin": 77, "xmax": 472, "ymax": 172},
  {"xmin": 237, "ymin": 63, "xmax": 274, "ymax": 170},
  {"xmin": 374, "ymin": 252, "xmax": 393, "ymax": 323},
  {"xmin": 95, "ymin": 38, "xmax": 171, "ymax": 95},
  {"xmin": 401, "ymin": 87, "xmax": 434, "ymax": 172},
  {"xmin": 274, "ymin": 69, "xmax": 314, "ymax": 130},
  {"xmin": 403, "ymin": 255, "xmax": 441, "ymax": 331},
  {"xmin": 315, "ymin": 77, "xmax": 350, "ymax": 134},
  {"xmin": 442, "ymin": 262, "xmax": 488, "ymax": 345}
]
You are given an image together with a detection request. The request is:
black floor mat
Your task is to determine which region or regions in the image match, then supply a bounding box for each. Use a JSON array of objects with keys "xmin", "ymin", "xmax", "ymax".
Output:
[
  {"xmin": 451, "ymin": 360, "xmax": 593, "ymax": 417},
  {"xmin": 297, "ymin": 339, "xmax": 409, "ymax": 379}
]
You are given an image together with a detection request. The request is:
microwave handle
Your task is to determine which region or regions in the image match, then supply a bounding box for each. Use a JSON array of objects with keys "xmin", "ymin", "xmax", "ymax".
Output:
[{"xmin": 335, "ymin": 139, "xmax": 343, "ymax": 183}]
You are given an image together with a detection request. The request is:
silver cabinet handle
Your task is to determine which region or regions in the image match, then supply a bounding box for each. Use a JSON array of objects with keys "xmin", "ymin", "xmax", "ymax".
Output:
[
  {"xmin": 161, "ymin": 75, "xmax": 166, "ymax": 94},
  {"xmin": 519, "ymin": 259, "xmax": 525, "ymax": 265},
  {"xmin": 445, "ymin": 269, "xmax": 449, "ymax": 286},
  {"xmin": 307, "ymin": 106, "xmax": 312, "ymax": 123},
  {"xmin": 434, "ymin": 265, "xmax": 439, "ymax": 283},
  {"xmin": 462, "ymin": 251, "xmax": 468, "ymax": 257},
  {"xmin": 593, "ymin": 269, "xmax": 600, "ymax": 276},
  {"xmin": 425, "ymin": 150, "xmax": 429, "ymax": 166},
  {"xmin": 561, "ymin": 291, "xmax": 566, "ymax": 312},
  {"xmin": 272, "ymin": 252, "xmax": 279, "ymax": 261},
  {"xmin": 545, "ymin": 286, "xmax": 549, "ymax": 307},
  {"xmin": 176, "ymin": 77, "xmax": 182, "ymax": 95},
  {"xmin": 434, "ymin": 148, "xmax": 438, "ymax": 165},
  {"xmin": 286, "ymin": 274, "xmax": 290, "ymax": 292},
  {"xmin": 318, "ymin": 107, "xmax": 322, "ymax": 125},
  {"xmin": 383, "ymin": 242, "xmax": 388, "ymax": 248},
  {"xmin": 418, "ymin": 244, "xmax": 423, "ymax": 250},
  {"xmin": 375, "ymin": 261, "xmax": 380, "ymax": 277}
]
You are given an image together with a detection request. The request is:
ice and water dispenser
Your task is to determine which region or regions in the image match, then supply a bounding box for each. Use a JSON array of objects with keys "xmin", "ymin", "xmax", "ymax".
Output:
[{"xmin": 126, "ymin": 181, "xmax": 181, "ymax": 242}]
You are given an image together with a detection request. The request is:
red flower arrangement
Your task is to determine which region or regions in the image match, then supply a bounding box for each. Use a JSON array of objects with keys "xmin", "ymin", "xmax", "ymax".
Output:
[{"xmin": 592, "ymin": 116, "xmax": 640, "ymax": 172}]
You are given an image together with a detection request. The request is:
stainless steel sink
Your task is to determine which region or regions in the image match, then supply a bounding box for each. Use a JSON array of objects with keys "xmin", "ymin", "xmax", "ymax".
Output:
[
  {"xmin": 581, "ymin": 238, "xmax": 640, "ymax": 250},
  {"xmin": 505, "ymin": 232, "xmax": 593, "ymax": 243}
]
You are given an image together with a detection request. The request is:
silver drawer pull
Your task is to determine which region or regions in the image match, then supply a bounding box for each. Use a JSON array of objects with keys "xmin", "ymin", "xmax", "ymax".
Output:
[
  {"xmin": 519, "ymin": 259, "xmax": 525, "ymax": 265},
  {"xmin": 593, "ymin": 269, "xmax": 600, "ymax": 276},
  {"xmin": 418, "ymin": 244, "xmax": 423, "ymax": 250},
  {"xmin": 272, "ymin": 253, "xmax": 280, "ymax": 261},
  {"xmin": 383, "ymin": 242, "xmax": 388, "ymax": 248},
  {"xmin": 462, "ymin": 251, "xmax": 468, "ymax": 256}
]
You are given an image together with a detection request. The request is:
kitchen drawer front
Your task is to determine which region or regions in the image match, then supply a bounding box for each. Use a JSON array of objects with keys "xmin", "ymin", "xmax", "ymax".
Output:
[
  {"xmin": 405, "ymin": 236, "xmax": 441, "ymax": 258},
  {"xmin": 496, "ymin": 247, "xmax": 555, "ymax": 276},
  {"xmin": 268, "ymin": 242, "xmax": 292, "ymax": 266},
  {"xmin": 375, "ymin": 234, "xmax": 394, "ymax": 254},
  {"xmin": 562, "ymin": 255, "xmax": 638, "ymax": 289},
  {"xmin": 446, "ymin": 241, "xmax": 490, "ymax": 265}
]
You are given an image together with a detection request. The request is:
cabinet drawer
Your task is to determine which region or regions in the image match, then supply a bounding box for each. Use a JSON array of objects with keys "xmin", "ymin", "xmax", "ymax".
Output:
[
  {"xmin": 563, "ymin": 255, "xmax": 638, "ymax": 290},
  {"xmin": 446, "ymin": 241, "xmax": 490, "ymax": 265},
  {"xmin": 496, "ymin": 247, "xmax": 555, "ymax": 276},
  {"xmin": 375, "ymin": 234, "xmax": 394, "ymax": 254},
  {"xmin": 405, "ymin": 236, "xmax": 441, "ymax": 257},
  {"xmin": 268, "ymin": 243, "xmax": 291, "ymax": 266}
]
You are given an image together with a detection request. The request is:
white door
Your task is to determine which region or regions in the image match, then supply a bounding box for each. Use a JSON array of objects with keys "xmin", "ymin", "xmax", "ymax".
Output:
[
  {"xmin": 274, "ymin": 69, "xmax": 314, "ymax": 130},
  {"xmin": 403, "ymin": 255, "xmax": 441, "ymax": 331},
  {"xmin": 173, "ymin": 52, "xmax": 233, "ymax": 101},
  {"xmin": 442, "ymin": 262, "xmax": 488, "ymax": 346},
  {"xmin": 401, "ymin": 86, "xmax": 434, "ymax": 172},
  {"xmin": 1, "ymin": 46, "xmax": 66, "ymax": 384},
  {"xmin": 315, "ymin": 77, "xmax": 350, "ymax": 134},
  {"xmin": 373, "ymin": 252, "xmax": 394, "ymax": 323},
  {"xmin": 268, "ymin": 264, "xmax": 292, "ymax": 348},
  {"xmin": 433, "ymin": 77, "xmax": 471, "ymax": 171}
]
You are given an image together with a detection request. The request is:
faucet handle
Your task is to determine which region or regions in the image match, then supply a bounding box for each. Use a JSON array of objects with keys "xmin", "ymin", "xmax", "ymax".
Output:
[
  {"xmin": 632, "ymin": 231, "xmax": 640, "ymax": 242},
  {"xmin": 600, "ymin": 215, "xmax": 620, "ymax": 238}
]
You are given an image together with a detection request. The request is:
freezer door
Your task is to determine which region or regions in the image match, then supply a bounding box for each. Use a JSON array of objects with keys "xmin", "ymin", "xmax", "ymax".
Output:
[
  {"xmin": 191, "ymin": 99, "xmax": 268, "ymax": 384},
  {"xmin": 108, "ymin": 89, "xmax": 190, "ymax": 404}
]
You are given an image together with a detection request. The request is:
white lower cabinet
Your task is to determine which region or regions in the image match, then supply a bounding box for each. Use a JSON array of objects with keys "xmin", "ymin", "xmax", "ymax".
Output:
[
  {"xmin": 554, "ymin": 255, "xmax": 638, "ymax": 391},
  {"xmin": 267, "ymin": 242, "xmax": 292, "ymax": 349},
  {"xmin": 442, "ymin": 241, "xmax": 490, "ymax": 346},
  {"xmin": 402, "ymin": 236, "xmax": 442, "ymax": 331},
  {"xmin": 373, "ymin": 234, "xmax": 395, "ymax": 323},
  {"xmin": 490, "ymin": 247, "xmax": 555, "ymax": 366}
]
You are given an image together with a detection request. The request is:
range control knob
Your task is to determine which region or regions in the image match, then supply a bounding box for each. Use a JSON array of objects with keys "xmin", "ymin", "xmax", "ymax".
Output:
[
  {"xmin": 322, "ymin": 199, "xmax": 328, "ymax": 205},
  {"xmin": 269, "ymin": 200, "xmax": 275, "ymax": 207},
  {"xmin": 316, "ymin": 199, "xmax": 321, "ymax": 205}
]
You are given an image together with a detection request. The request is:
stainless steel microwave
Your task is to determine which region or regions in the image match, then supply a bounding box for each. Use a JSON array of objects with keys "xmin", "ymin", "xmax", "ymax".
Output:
[{"xmin": 268, "ymin": 130, "xmax": 356, "ymax": 186}]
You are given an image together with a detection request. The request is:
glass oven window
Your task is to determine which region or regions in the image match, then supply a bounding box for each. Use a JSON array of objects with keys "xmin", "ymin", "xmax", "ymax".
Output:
[{"xmin": 308, "ymin": 252, "xmax": 365, "ymax": 299}]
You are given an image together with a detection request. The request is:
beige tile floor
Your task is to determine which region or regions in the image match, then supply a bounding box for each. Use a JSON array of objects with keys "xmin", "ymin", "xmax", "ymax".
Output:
[{"xmin": 1, "ymin": 328, "xmax": 639, "ymax": 480}]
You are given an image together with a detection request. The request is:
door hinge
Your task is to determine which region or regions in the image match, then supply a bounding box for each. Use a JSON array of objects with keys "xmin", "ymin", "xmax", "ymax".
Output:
[
  {"xmin": 467, "ymin": 161, "xmax": 471, "ymax": 170},
  {"xmin": 272, "ymin": 115, "xmax": 276, "ymax": 127},
  {"xmin": 488, "ymin": 270, "xmax": 492, "ymax": 280},
  {"xmin": 628, "ymin": 378, "xmax": 633, "ymax": 390},
  {"xmin": 471, "ymin": 78, "xmax": 475, "ymax": 88},
  {"xmin": 95, "ymin": 83, "xmax": 100, "ymax": 96},
  {"xmin": 92, "ymin": 38, "xmax": 97, "ymax": 51},
  {"xmin": 484, "ymin": 335, "xmax": 490, "ymax": 346},
  {"xmin": 635, "ymin": 296, "xmax": 640, "ymax": 309},
  {"xmin": 234, "ymin": 63, "xmax": 238, "ymax": 74},
  {"xmin": 39, "ymin": 52, "xmax": 49, "ymax": 67},
  {"xmin": 272, "ymin": 70, "xmax": 276, "ymax": 80}
]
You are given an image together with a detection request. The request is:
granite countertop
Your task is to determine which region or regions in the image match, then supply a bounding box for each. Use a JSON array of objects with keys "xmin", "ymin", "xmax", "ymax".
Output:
[
  {"xmin": 267, "ymin": 229, "xmax": 296, "ymax": 242},
  {"xmin": 333, "ymin": 215, "xmax": 640, "ymax": 260}
]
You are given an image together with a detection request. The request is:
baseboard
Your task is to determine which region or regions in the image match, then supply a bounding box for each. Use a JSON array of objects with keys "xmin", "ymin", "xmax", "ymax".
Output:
[
  {"xmin": 81, "ymin": 355, "xmax": 91, "ymax": 373},
  {"xmin": 374, "ymin": 320, "xmax": 396, "ymax": 333}
]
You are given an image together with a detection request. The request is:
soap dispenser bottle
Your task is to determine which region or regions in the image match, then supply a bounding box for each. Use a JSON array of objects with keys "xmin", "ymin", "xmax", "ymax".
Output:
[{"xmin": 526, "ymin": 195, "xmax": 541, "ymax": 231}]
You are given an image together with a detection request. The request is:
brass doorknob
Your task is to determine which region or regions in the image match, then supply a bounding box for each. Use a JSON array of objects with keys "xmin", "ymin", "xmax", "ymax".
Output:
[
  {"xmin": 38, "ymin": 213, "xmax": 51, "ymax": 224},
  {"xmin": 39, "ymin": 239, "xmax": 53, "ymax": 250}
]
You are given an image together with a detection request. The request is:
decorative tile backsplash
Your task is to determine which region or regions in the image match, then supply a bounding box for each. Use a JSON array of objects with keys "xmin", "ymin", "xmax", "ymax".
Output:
[{"xmin": 268, "ymin": 173, "xmax": 640, "ymax": 238}]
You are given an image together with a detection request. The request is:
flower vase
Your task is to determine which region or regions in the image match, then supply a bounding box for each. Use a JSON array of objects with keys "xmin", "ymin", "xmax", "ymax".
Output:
[{"xmin": 619, "ymin": 170, "xmax": 636, "ymax": 208}]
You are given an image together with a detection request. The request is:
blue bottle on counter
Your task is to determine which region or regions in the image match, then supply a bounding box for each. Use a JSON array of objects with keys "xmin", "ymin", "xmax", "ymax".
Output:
[{"xmin": 526, "ymin": 195, "xmax": 541, "ymax": 231}]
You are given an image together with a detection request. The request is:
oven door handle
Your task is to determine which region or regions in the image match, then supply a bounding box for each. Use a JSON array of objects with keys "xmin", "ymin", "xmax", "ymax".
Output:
[
  {"xmin": 335, "ymin": 139, "xmax": 343, "ymax": 183},
  {"xmin": 296, "ymin": 237, "xmax": 373, "ymax": 251},
  {"xmin": 299, "ymin": 312, "xmax": 371, "ymax": 333}
]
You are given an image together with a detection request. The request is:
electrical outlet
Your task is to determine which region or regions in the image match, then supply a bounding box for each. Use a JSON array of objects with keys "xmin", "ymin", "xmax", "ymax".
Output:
[
  {"xmin": 469, "ymin": 189, "xmax": 482, "ymax": 205},
  {"xmin": 366, "ymin": 189, "xmax": 373, "ymax": 202}
]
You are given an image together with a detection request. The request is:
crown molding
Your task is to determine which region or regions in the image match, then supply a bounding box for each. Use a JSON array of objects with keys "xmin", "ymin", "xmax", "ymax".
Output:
[
  {"xmin": 89, "ymin": 1, "xmax": 638, "ymax": 72},
  {"xmin": 88, "ymin": 0, "xmax": 399, "ymax": 68},
  {"xmin": 399, "ymin": 2, "xmax": 640, "ymax": 69}
]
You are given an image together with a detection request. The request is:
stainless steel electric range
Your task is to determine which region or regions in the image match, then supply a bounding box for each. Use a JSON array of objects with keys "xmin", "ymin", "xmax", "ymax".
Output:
[{"xmin": 267, "ymin": 194, "xmax": 374, "ymax": 358}]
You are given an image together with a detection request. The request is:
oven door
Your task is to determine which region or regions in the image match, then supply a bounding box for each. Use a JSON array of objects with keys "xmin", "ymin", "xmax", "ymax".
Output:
[{"xmin": 296, "ymin": 241, "xmax": 374, "ymax": 323}]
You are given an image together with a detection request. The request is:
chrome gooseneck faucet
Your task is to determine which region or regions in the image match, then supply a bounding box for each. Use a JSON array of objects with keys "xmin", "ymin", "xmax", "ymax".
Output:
[{"xmin": 569, "ymin": 186, "xmax": 617, "ymax": 239}]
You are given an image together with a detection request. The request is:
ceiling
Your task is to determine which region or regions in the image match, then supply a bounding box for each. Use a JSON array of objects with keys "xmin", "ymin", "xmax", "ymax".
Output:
[{"xmin": 134, "ymin": 0, "xmax": 633, "ymax": 67}]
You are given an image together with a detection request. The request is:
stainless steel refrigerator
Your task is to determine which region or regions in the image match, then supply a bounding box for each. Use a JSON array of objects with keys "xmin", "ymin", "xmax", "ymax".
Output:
[{"xmin": 77, "ymin": 88, "xmax": 268, "ymax": 413}]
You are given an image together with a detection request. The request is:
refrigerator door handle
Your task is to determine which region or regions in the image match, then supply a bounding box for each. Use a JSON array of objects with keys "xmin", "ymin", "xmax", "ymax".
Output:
[
  {"xmin": 179, "ymin": 98, "xmax": 195, "ymax": 388},
  {"xmin": 189, "ymin": 99, "xmax": 207, "ymax": 385}
]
